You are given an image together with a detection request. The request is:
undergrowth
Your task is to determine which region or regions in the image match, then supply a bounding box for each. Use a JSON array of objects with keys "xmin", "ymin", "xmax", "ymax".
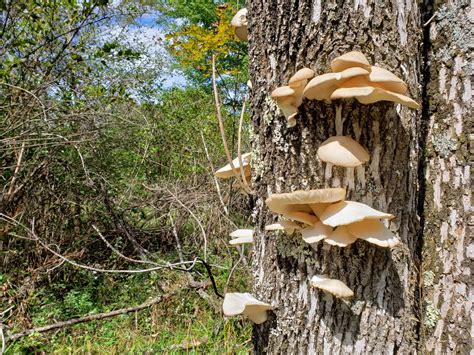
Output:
[{"xmin": 3, "ymin": 252, "xmax": 252, "ymax": 354}]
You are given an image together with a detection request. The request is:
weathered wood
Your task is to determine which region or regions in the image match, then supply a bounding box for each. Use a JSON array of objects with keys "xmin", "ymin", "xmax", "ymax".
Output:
[{"xmin": 248, "ymin": 1, "xmax": 424, "ymax": 352}]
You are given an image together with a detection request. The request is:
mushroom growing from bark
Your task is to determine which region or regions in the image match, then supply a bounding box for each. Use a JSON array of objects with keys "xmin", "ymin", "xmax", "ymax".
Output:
[
  {"xmin": 271, "ymin": 68, "xmax": 315, "ymax": 127},
  {"xmin": 231, "ymin": 8, "xmax": 248, "ymax": 41},
  {"xmin": 214, "ymin": 152, "xmax": 251, "ymax": 179},
  {"xmin": 310, "ymin": 275, "xmax": 354, "ymax": 299},
  {"xmin": 318, "ymin": 201, "xmax": 399, "ymax": 247},
  {"xmin": 317, "ymin": 136, "xmax": 370, "ymax": 167},
  {"xmin": 265, "ymin": 220, "xmax": 302, "ymax": 234},
  {"xmin": 265, "ymin": 188, "xmax": 346, "ymax": 226},
  {"xmin": 229, "ymin": 229, "xmax": 254, "ymax": 245},
  {"xmin": 222, "ymin": 293, "xmax": 272, "ymax": 324}
]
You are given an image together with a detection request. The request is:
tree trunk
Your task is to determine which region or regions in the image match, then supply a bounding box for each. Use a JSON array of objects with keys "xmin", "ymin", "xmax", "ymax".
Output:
[
  {"xmin": 247, "ymin": 0, "xmax": 470, "ymax": 353},
  {"xmin": 421, "ymin": 1, "xmax": 472, "ymax": 353}
]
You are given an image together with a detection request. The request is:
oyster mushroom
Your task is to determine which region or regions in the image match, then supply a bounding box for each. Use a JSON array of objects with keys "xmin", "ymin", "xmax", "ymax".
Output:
[
  {"xmin": 215, "ymin": 152, "xmax": 251, "ymax": 179},
  {"xmin": 231, "ymin": 8, "xmax": 248, "ymax": 41},
  {"xmin": 271, "ymin": 67, "xmax": 314, "ymax": 127},
  {"xmin": 317, "ymin": 136, "xmax": 370, "ymax": 167},
  {"xmin": 229, "ymin": 229, "xmax": 254, "ymax": 245},
  {"xmin": 310, "ymin": 275, "xmax": 354, "ymax": 299},
  {"xmin": 222, "ymin": 293, "xmax": 272, "ymax": 324},
  {"xmin": 265, "ymin": 188, "xmax": 346, "ymax": 226}
]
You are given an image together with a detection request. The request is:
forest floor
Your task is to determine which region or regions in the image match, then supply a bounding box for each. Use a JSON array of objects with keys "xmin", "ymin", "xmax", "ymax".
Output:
[{"xmin": 3, "ymin": 251, "xmax": 252, "ymax": 354}]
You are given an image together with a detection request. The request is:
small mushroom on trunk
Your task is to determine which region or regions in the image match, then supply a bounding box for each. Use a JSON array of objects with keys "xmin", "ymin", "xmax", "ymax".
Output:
[
  {"xmin": 222, "ymin": 293, "xmax": 272, "ymax": 324},
  {"xmin": 317, "ymin": 136, "xmax": 370, "ymax": 167},
  {"xmin": 310, "ymin": 275, "xmax": 354, "ymax": 299},
  {"xmin": 271, "ymin": 68, "xmax": 314, "ymax": 127},
  {"xmin": 229, "ymin": 229, "xmax": 254, "ymax": 245}
]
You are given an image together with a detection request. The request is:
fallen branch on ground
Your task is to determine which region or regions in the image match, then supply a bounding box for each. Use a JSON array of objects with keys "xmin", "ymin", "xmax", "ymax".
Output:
[{"xmin": 6, "ymin": 290, "xmax": 180, "ymax": 343}]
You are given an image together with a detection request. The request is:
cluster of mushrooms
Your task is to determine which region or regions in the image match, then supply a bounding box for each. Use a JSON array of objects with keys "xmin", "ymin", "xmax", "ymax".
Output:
[{"xmin": 212, "ymin": 9, "xmax": 419, "ymax": 325}]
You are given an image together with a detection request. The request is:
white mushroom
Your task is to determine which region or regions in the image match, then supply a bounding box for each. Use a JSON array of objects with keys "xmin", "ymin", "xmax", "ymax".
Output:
[
  {"xmin": 229, "ymin": 229, "xmax": 254, "ymax": 245},
  {"xmin": 300, "ymin": 222, "xmax": 332, "ymax": 244},
  {"xmin": 271, "ymin": 68, "xmax": 314, "ymax": 127},
  {"xmin": 346, "ymin": 220, "xmax": 400, "ymax": 247},
  {"xmin": 319, "ymin": 200, "xmax": 394, "ymax": 227},
  {"xmin": 222, "ymin": 293, "xmax": 272, "ymax": 324},
  {"xmin": 330, "ymin": 51, "xmax": 372, "ymax": 73},
  {"xmin": 309, "ymin": 275, "xmax": 354, "ymax": 299},
  {"xmin": 317, "ymin": 136, "xmax": 370, "ymax": 167},
  {"xmin": 323, "ymin": 225, "xmax": 358, "ymax": 247},
  {"xmin": 214, "ymin": 152, "xmax": 251, "ymax": 179},
  {"xmin": 265, "ymin": 188, "xmax": 346, "ymax": 226},
  {"xmin": 231, "ymin": 8, "xmax": 248, "ymax": 41},
  {"xmin": 265, "ymin": 220, "xmax": 302, "ymax": 234}
]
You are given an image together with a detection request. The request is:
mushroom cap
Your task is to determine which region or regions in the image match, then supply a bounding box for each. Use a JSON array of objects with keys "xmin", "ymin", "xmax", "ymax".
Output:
[
  {"xmin": 229, "ymin": 229, "xmax": 254, "ymax": 245},
  {"xmin": 222, "ymin": 293, "xmax": 272, "ymax": 324},
  {"xmin": 310, "ymin": 275, "xmax": 354, "ymax": 299},
  {"xmin": 330, "ymin": 51, "xmax": 371, "ymax": 73},
  {"xmin": 271, "ymin": 86, "xmax": 295, "ymax": 98},
  {"xmin": 346, "ymin": 220, "xmax": 400, "ymax": 247},
  {"xmin": 229, "ymin": 229, "xmax": 253, "ymax": 238},
  {"xmin": 301, "ymin": 222, "xmax": 332, "ymax": 244},
  {"xmin": 317, "ymin": 136, "xmax": 370, "ymax": 167},
  {"xmin": 215, "ymin": 152, "xmax": 251, "ymax": 179},
  {"xmin": 369, "ymin": 66, "xmax": 408, "ymax": 94},
  {"xmin": 288, "ymin": 67, "xmax": 315, "ymax": 87},
  {"xmin": 319, "ymin": 200, "xmax": 394, "ymax": 227},
  {"xmin": 231, "ymin": 8, "xmax": 248, "ymax": 41},
  {"xmin": 303, "ymin": 67, "xmax": 370, "ymax": 101},
  {"xmin": 330, "ymin": 86, "xmax": 420, "ymax": 109},
  {"xmin": 324, "ymin": 225, "xmax": 358, "ymax": 247},
  {"xmin": 266, "ymin": 188, "xmax": 346, "ymax": 225},
  {"xmin": 265, "ymin": 220, "xmax": 301, "ymax": 234}
]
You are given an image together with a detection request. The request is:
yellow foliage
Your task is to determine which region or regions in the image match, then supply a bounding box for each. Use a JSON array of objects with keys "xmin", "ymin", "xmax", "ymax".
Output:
[{"xmin": 166, "ymin": 7, "xmax": 242, "ymax": 77}]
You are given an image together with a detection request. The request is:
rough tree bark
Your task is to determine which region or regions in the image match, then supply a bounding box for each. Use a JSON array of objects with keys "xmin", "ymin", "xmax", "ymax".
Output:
[
  {"xmin": 422, "ymin": 1, "xmax": 472, "ymax": 353},
  {"xmin": 247, "ymin": 0, "xmax": 471, "ymax": 353}
]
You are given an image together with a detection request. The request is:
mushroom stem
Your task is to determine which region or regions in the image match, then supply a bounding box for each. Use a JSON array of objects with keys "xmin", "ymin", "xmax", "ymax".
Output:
[
  {"xmin": 237, "ymin": 98, "xmax": 253, "ymax": 194},
  {"xmin": 335, "ymin": 104, "xmax": 343, "ymax": 135},
  {"xmin": 211, "ymin": 55, "xmax": 247, "ymax": 194}
]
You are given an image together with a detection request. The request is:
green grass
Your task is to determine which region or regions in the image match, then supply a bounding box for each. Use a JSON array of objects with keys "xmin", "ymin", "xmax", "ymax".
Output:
[{"xmin": 4, "ymin": 254, "xmax": 253, "ymax": 354}]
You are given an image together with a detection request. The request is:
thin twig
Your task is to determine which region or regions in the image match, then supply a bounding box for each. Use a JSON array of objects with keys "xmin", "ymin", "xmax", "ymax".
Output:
[
  {"xmin": 237, "ymin": 98, "xmax": 252, "ymax": 194},
  {"xmin": 166, "ymin": 189, "xmax": 208, "ymax": 262},
  {"xmin": 169, "ymin": 213, "xmax": 184, "ymax": 263},
  {"xmin": 200, "ymin": 132, "xmax": 229, "ymax": 215},
  {"xmin": 211, "ymin": 54, "xmax": 246, "ymax": 193},
  {"xmin": 6, "ymin": 141, "xmax": 25, "ymax": 196}
]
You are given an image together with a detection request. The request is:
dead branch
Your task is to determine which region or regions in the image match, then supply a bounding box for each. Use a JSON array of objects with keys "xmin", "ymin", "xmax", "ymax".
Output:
[{"xmin": 6, "ymin": 290, "xmax": 179, "ymax": 343}]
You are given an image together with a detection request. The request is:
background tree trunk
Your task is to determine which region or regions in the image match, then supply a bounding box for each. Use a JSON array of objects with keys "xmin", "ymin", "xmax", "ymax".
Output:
[
  {"xmin": 247, "ymin": 0, "xmax": 469, "ymax": 353},
  {"xmin": 421, "ymin": 1, "xmax": 472, "ymax": 353}
]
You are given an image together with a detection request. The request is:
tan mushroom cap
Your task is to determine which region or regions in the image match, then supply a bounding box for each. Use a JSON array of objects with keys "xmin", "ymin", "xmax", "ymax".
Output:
[
  {"xmin": 301, "ymin": 222, "xmax": 332, "ymax": 244},
  {"xmin": 288, "ymin": 67, "xmax": 315, "ymax": 87},
  {"xmin": 346, "ymin": 220, "xmax": 400, "ymax": 247},
  {"xmin": 369, "ymin": 66, "xmax": 408, "ymax": 94},
  {"xmin": 231, "ymin": 8, "xmax": 248, "ymax": 41},
  {"xmin": 331, "ymin": 51, "xmax": 371, "ymax": 72},
  {"xmin": 265, "ymin": 220, "xmax": 301, "ymax": 234},
  {"xmin": 223, "ymin": 292, "xmax": 272, "ymax": 324},
  {"xmin": 266, "ymin": 188, "xmax": 346, "ymax": 225},
  {"xmin": 271, "ymin": 86, "xmax": 295, "ymax": 98},
  {"xmin": 320, "ymin": 200, "xmax": 394, "ymax": 227},
  {"xmin": 331, "ymin": 86, "xmax": 420, "ymax": 109},
  {"xmin": 310, "ymin": 275, "xmax": 354, "ymax": 299},
  {"xmin": 317, "ymin": 136, "xmax": 370, "ymax": 167},
  {"xmin": 215, "ymin": 153, "xmax": 251, "ymax": 179},
  {"xmin": 303, "ymin": 67, "xmax": 370, "ymax": 101},
  {"xmin": 324, "ymin": 225, "xmax": 358, "ymax": 247}
]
